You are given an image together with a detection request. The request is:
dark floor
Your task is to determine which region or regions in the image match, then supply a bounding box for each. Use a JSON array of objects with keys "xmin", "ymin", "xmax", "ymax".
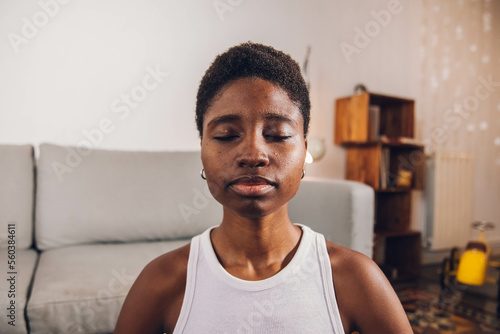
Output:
[
  {"xmin": 419, "ymin": 262, "xmax": 498, "ymax": 314},
  {"xmin": 392, "ymin": 261, "xmax": 500, "ymax": 333}
]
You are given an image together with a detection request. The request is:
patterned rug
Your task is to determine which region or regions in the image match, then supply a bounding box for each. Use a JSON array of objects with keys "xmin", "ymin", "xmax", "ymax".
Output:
[{"xmin": 396, "ymin": 288, "xmax": 500, "ymax": 334}]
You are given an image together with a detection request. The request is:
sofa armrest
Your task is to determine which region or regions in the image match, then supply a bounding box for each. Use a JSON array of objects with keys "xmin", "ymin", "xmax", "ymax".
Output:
[
  {"xmin": 288, "ymin": 177, "xmax": 374, "ymax": 258},
  {"xmin": 0, "ymin": 144, "xmax": 35, "ymax": 250}
]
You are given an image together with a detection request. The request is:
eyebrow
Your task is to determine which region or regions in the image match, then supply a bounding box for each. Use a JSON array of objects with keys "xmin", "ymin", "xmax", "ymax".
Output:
[
  {"xmin": 206, "ymin": 114, "xmax": 242, "ymax": 129},
  {"xmin": 206, "ymin": 112, "xmax": 297, "ymax": 129},
  {"xmin": 263, "ymin": 112, "xmax": 296, "ymax": 124}
]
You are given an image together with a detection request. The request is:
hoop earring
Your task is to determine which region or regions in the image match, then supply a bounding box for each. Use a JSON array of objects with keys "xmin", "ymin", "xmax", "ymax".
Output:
[
  {"xmin": 301, "ymin": 169, "xmax": 305, "ymax": 179},
  {"xmin": 200, "ymin": 168, "xmax": 206, "ymax": 180}
]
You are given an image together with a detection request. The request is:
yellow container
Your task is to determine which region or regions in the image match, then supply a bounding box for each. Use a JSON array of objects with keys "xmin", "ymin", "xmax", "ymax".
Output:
[
  {"xmin": 396, "ymin": 169, "xmax": 412, "ymax": 187},
  {"xmin": 456, "ymin": 249, "xmax": 488, "ymax": 285}
]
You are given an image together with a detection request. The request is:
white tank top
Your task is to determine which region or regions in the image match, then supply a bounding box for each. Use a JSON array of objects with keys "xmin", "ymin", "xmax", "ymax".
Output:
[{"xmin": 172, "ymin": 224, "xmax": 345, "ymax": 334}]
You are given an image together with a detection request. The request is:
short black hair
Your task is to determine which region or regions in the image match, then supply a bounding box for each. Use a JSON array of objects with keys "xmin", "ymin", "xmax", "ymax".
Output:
[{"xmin": 195, "ymin": 42, "xmax": 310, "ymax": 138}]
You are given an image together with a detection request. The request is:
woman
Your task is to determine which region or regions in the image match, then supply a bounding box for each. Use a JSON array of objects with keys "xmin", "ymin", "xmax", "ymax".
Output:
[{"xmin": 115, "ymin": 42, "xmax": 412, "ymax": 334}]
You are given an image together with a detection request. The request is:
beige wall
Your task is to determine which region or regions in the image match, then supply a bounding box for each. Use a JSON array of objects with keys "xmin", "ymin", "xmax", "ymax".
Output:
[{"xmin": 418, "ymin": 0, "xmax": 500, "ymax": 250}]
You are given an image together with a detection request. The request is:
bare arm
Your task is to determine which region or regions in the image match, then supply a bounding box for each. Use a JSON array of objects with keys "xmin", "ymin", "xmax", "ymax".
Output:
[
  {"xmin": 327, "ymin": 242, "xmax": 412, "ymax": 334},
  {"xmin": 114, "ymin": 244, "xmax": 189, "ymax": 334}
]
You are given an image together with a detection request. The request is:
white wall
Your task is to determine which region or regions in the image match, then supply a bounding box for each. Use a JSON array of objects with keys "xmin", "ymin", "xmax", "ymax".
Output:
[
  {"xmin": 0, "ymin": 0, "xmax": 315, "ymax": 154},
  {"xmin": 0, "ymin": 0, "xmax": 421, "ymax": 166}
]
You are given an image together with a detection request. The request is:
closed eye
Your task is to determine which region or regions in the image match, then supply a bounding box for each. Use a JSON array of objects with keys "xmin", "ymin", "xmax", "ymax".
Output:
[
  {"xmin": 214, "ymin": 136, "xmax": 239, "ymax": 142},
  {"xmin": 266, "ymin": 135, "xmax": 292, "ymax": 142}
]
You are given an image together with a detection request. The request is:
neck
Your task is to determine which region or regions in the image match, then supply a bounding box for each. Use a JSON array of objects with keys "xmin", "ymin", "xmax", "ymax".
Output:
[{"xmin": 210, "ymin": 204, "xmax": 303, "ymax": 279}]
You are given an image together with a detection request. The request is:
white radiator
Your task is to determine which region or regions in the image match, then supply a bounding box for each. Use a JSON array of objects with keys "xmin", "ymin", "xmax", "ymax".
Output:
[{"xmin": 426, "ymin": 152, "xmax": 473, "ymax": 250}]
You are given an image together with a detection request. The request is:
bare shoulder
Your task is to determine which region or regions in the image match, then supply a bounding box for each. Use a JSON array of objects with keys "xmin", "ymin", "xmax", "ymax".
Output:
[
  {"xmin": 143, "ymin": 242, "xmax": 191, "ymax": 287},
  {"xmin": 324, "ymin": 240, "xmax": 412, "ymax": 334},
  {"xmin": 324, "ymin": 240, "xmax": 383, "ymax": 284},
  {"xmin": 114, "ymin": 243, "xmax": 191, "ymax": 334}
]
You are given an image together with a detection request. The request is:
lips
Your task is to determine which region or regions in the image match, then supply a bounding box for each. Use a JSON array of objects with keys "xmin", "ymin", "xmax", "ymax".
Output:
[{"xmin": 228, "ymin": 176, "xmax": 276, "ymax": 197}]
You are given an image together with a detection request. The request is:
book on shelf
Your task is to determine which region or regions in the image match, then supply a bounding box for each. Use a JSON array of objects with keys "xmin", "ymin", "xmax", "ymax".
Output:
[
  {"xmin": 379, "ymin": 147, "xmax": 390, "ymax": 189},
  {"xmin": 367, "ymin": 105, "xmax": 380, "ymax": 141}
]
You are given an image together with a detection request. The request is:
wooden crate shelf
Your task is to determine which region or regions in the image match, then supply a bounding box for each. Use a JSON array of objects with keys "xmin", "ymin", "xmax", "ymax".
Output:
[
  {"xmin": 335, "ymin": 92, "xmax": 424, "ymax": 282},
  {"xmin": 344, "ymin": 142, "xmax": 424, "ymax": 191},
  {"xmin": 374, "ymin": 231, "xmax": 422, "ymax": 282},
  {"xmin": 334, "ymin": 92, "xmax": 415, "ymax": 144}
]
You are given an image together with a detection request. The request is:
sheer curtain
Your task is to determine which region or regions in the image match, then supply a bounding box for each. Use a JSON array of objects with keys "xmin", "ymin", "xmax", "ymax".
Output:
[{"xmin": 418, "ymin": 0, "xmax": 500, "ymax": 241}]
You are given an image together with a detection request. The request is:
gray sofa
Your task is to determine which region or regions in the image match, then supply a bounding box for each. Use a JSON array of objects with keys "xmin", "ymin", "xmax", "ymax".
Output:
[{"xmin": 0, "ymin": 143, "xmax": 374, "ymax": 334}]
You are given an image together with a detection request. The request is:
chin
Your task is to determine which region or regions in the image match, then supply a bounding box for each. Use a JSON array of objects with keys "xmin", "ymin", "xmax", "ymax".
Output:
[{"xmin": 225, "ymin": 199, "xmax": 287, "ymax": 220}]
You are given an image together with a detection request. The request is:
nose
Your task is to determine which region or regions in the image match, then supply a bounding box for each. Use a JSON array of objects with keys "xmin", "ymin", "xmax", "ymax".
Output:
[{"xmin": 236, "ymin": 133, "xmax": 269, "ymax": 168}]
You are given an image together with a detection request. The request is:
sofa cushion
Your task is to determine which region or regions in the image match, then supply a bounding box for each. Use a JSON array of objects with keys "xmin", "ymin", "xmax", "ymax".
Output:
[
  {"xmin": 0, "ymin": 249, "xmax": 38, "ymax": 334},
  {"xmin": 35, "ymin": 143, "xmax": 223, "ymax": 250},
  {"xmin": 27, "ymin": 239, "xmax": 190, "ymax": 334},
  {"xmin": 0, "ymin": 145, "xmax": 35, "ymax": 250}
]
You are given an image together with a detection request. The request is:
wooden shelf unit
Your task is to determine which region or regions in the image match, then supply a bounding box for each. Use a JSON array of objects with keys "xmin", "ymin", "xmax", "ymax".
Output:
[
  {"xmin": 374, "ymin": 231, "xmax": 422, "ymax": 282},
  {"xmin": 334, "ymin": 92, "xmax": 415, "ymax": 144},
  {"xmin": 335, "ymin": 92, "xmax": 423, "ymax": 282},
  {"xmin": 344, "ymin": 141, "xmax": 425, "ymax": 191}
]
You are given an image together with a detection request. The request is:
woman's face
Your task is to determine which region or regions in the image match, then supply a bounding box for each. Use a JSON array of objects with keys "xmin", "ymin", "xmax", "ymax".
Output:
[{"xmin": 201, "ymin": 77, "xmax": 307, "ymax": 219}]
